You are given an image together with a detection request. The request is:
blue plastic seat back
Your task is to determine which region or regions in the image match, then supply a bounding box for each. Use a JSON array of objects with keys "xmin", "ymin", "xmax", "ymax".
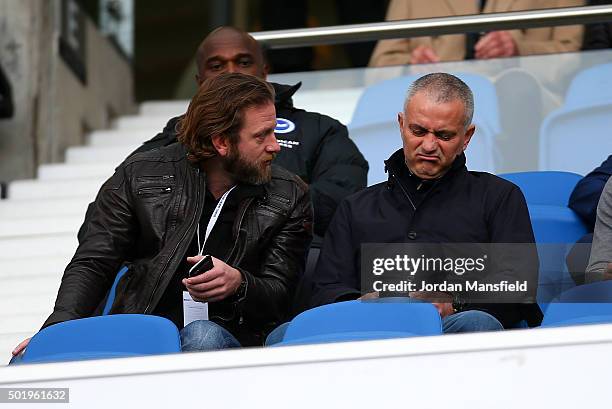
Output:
[
  {"xmin": 542, "ymin": 281, "xmax": 612, "ymax": 327},
  {"xmin": 527, "ymin": 205, "xmax": 588, "ymax": 303},
  {"xmin": 499, "ymin": 171, "xmax": 582, "ymax": 206},
  {"xmin": 282, "ymin": 299, "xmax": 442, "ymax": 344},
  {"xmin": 103, "ymin": 265, "xmax": 129, "ymax": 315},
  {"xmin": 564, "ymin": 62, "xmax": 612, "ymax": 110},
  {"xmin": 539, "ymin": 63, "xmax": 612, "ymax": 174},
  {"xmin": 22, "ymin": 314, "xmax": 181, "ymax": 363}
]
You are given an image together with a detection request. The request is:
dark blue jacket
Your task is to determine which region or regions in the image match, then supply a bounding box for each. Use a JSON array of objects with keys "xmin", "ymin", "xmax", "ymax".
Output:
[
  {"xmin": 308, "ymin": 149, "xmax": 542, "ymax": 328},
  {"xmin": 569, "ymin": 155, "xmax": 612, "ymax": 231}
]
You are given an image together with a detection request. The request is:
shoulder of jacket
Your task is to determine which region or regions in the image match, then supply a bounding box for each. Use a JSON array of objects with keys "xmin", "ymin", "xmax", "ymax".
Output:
[
  {"xmin": 270, "ymin": 165, "xmax": 309, "ymax": 192},
  {"xmin": 466, "ymin": 171, "xmax": 519, "ymax": 195},
  {"xmin": 121, "ymin": 142, "xmax": 187, "ymax": 169}
]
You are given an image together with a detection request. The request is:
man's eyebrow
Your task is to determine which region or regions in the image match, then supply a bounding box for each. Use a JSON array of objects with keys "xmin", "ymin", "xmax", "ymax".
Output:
[{"xmin": 409, "ymin": 123, "xmax": 456, "ymax": 135}]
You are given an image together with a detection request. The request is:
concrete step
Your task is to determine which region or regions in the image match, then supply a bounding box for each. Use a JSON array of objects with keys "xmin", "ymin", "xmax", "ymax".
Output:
[
  {"xmin": 0, "ymin": 292, "xmax": 57, "ymax": 316},
  {"xmin": 112, "ymin": 115, "xmax": 169, "ymax": 132},
  {"xmin": 0, "ymin": 197, "xmax": 90, "ymax": 219},
  {"xmin": 0, "ymin": 313, "xmax": 49, "ymax": 337},
  {"xmin": 88, "ymin": 129, "xmax": 153, "ymax": 147},
  {"xmin": 0, "ymin": 234, "xmax": 77, "ymax": 259},
  {"xmin": 0, "ymin": 276, "xmax": 61, "ymax": 297},
  {"xmin": 0, "ymin": 215, "xmax": 82, "ymax": 238},
  {"xmin": 38, "ymin": 163, "xmax": 115, "ymax": 180},
  {"xmin": 0, "ymin": 332, "xmax": 34, "ymax": 364},
  {"xmin": 0, "ymin": 255, "xmax": 72, "ymax": 279},
  {"xmin": 8, "ymin": 178, "xmax": 105, "ymax": 200},
  {"xmin": 139, "ymin": 100, "xmax": 188, "ymax": 117},
  {"xmin": 66, "ymin": 145, "xmax": 139, "ymax": 164}
]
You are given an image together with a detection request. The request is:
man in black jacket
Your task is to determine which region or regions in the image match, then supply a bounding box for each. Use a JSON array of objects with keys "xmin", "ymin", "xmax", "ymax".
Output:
[
  {"xmin": 308, "ymin": 73, "xmax": 542, "ymax": 332},
  {"xmin": 12, "ymin": 73, "xmax": 312, "ymax": 361},
  {"xmin": 131, "ymin": 26, "xmax": 368, "ymax": 239}
]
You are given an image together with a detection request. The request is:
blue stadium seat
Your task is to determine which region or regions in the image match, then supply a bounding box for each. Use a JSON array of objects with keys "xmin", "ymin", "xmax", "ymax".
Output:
[
  {"xmin": 539, "ymin": 63, "xmax": 612, "ymax": 175},
  {"xmin": 528, "ymin": 204, "xmax": 589, "ymax": 304},
  {"xmin": 542, "ymin": 281, "xmax": 612, "ymax": 327},
  {"xmin": 499, "ymin": 171, "xmax": 582, "ymax": 206},
  {"xmin": 103, "ymin": 265, "xmax": 129, "ymax": 315},
  {"xmin": 277, "ymin": 299, "xmax": 442, "ymax": 346},
  {"xmin": 349, "ymin": 73, "xmax": 500, "ymax": 185},
  {"xmin": 21, "ymin": 314, "xmax": 181, "ymax": 364}
]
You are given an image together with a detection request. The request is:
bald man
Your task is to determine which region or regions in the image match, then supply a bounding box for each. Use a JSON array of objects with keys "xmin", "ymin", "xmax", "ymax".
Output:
[{"xmin": 128, "ymin": 27, "xmax": 368, "ymax": 239}]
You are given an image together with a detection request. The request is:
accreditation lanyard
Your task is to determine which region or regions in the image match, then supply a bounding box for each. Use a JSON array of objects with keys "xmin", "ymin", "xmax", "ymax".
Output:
[{"xmin": 197, "ymin": 186, "xmax": 236, "ymax": 256}]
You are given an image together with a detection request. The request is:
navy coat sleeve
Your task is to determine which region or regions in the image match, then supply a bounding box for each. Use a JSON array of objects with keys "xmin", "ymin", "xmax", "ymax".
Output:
[
  {"xmin": 569, "ymin": 155, "xmax": 612, "ymax": 231},
  {"xmin": 310, "ymin": 198, "xmax": 362, "ymax": 307}
]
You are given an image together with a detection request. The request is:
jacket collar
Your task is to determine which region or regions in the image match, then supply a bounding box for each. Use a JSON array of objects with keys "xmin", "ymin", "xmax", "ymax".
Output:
[
  {"xmin": 384, "ymin": 148, "xmax": 467, "ymax": 185},
  {"xmin": 271, "ymin": 82, "xmax": 301, "ymax": 109}
]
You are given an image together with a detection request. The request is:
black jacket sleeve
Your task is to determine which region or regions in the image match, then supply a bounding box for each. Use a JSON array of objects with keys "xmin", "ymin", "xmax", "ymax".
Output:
[
  {"xmin": 310, "ymin": 198, "xmax": 362, "ymax": 308},
  {"xmin": 0, "ymin": 65, "xmax": 14, "ymax": 119},
  {"xmin": 238, "ymin": 178, "xmax": 313, "ymax": 329},
  {"xmin": 44, "ymin": 166, "xmax": 137, "ymax": 329},
  {"xmin": 477, "ymin": 182, "xmax": 542, "ymax": 328},
  {"xmin": 569, "ymin": 155, "xmax": 612, "ymax": 231},
  {"xmin": 309, "ymin": 116, "xmax": 368, "ymax": 237}
]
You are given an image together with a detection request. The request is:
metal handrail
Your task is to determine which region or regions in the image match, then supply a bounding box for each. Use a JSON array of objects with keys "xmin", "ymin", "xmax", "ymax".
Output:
[{"xmin": 251, "ymin": 5, "xmax": 612, "ymax": 49}]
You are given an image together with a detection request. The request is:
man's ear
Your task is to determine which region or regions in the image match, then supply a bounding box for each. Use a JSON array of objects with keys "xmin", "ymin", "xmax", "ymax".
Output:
[
  {"xmin": 463, "ymin": 124, "xmax": 476, "ymax": 151},
  {"xmin": 398, "ymin": 112, "xmax": 405, "ymax": 130},
  {"xmin": 262, "ymin": 63, "xmax": 270, "ymax": 80},
  {"xmin": 211, "ymin": 134, "xmax": 230, "ymax": 157}
]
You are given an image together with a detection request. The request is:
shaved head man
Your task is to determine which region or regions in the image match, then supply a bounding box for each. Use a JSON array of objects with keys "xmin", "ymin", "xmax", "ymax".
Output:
[{"xmin": 195, "ymin": 26, "xmax": 269, "ymax": 83}]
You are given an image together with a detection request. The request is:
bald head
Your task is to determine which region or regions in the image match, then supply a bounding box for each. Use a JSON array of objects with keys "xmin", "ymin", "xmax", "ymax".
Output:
[{"xmin": 195, "ymin": 26, "xmax": 268, "ymax": 85}]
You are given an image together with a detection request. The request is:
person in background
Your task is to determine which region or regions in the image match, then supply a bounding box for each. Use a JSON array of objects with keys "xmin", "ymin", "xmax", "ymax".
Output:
[
  {"xmin": 369, "ymin": 0, "xmax": 584, "ymax": 67},
  {"xmin": 566, "ymin": 155, "xmax": 612, "ymax": 284},
  {"xmin": 586, "ymin": 177, "xmax": 612, "ymax": 281}
]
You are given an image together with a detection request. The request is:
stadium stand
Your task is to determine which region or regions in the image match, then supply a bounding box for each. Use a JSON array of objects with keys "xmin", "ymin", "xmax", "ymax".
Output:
[{"xmin": 542, "ymin": 280, "xmax": 612, "ymax": 326}]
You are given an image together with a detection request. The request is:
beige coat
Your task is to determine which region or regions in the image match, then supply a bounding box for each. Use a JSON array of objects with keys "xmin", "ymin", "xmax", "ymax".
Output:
[{"xmin": 369, "ymin": 0, "xmax": 585, "ymax": 66}]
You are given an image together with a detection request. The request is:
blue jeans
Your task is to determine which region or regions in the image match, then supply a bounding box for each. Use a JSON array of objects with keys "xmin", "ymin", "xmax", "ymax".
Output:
[
  {"xmin": 442, "ymin": 310, "xmax": 504, "ymax": 333},
  {"xmin": 265, "ymin": 322, "xmax": 290, "ymax": 346},
  {"xmin": 180, "ymin": 320, "xmax": 241, "ymax": 352}
]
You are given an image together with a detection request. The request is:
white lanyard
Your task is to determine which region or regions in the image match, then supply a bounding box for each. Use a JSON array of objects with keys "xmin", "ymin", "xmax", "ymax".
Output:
[{"xmin": 197, "ymin": 186, "xmax": 236, "ymax": 256}]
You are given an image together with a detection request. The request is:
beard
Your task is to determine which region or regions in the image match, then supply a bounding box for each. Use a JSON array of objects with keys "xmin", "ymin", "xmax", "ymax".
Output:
[{"xmin": 221, "ymin": 146, "xmax": 274, "ymax": 185}]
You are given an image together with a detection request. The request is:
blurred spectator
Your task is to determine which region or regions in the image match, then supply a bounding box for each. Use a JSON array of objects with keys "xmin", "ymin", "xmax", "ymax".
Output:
[
  {"xmin": 0, "ymin": 63, "xmax": 13, "ymax": 119},
  {"xmin": 566, "ymin": 155, "xmax": 612, "ymax": 284},
  {"xmin": 583, "ymin": 0, "xmax": 612, "ymax": 50},
  {"xmin": 369, "ymin": 0, "xmax": 584, "ymax": 67},
  {"xmin": 586, "ymin": 177, "xmax": 612, "ymax": 281}
]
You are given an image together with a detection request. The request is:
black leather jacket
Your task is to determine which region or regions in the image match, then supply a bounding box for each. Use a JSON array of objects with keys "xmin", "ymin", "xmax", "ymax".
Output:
[{"xmin": 44, "ymin": 143, "xmax": 313, "ymax": 346}]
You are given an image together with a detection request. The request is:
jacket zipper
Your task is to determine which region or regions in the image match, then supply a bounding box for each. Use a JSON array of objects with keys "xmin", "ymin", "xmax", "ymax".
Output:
[{"xmin": 144, "ymin": 167, "xmax": 204, "ymax": 314}]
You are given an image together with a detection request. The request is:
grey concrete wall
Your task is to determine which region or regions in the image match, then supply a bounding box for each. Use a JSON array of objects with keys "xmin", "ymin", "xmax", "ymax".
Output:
[{"xmin": 0, "ymin": 0, "xmax": 135, "ymax": 184}]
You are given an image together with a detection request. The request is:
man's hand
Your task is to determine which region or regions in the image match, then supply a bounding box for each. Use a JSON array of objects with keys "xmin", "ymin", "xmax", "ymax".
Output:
[
  {"xmin": 358, "ymin": 291, "xmax": 380, "ymax": 300},
  {"xmin": 409, "ymin": 291, "xmax": 455, "ymax": 318},
  {"xmin": 411, "ymin": 45, "xmax": 440, "ymax": 64},
  {"xmin": 474, "ymin": 31, "xmax": 518, "ymax": 59},
  {"xmin": 183, "ymin": 256, "xmax": 243, "ymax": 303},
  {"xmin": 12, "ymin": 338, "xmax": 31, "ymax": 357}
]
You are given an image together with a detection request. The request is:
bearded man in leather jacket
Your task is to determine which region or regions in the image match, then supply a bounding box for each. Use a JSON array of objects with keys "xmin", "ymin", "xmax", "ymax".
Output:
[{"xmin": 12, "ymin": 73, "xmax": 312, "ymax": 359}]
